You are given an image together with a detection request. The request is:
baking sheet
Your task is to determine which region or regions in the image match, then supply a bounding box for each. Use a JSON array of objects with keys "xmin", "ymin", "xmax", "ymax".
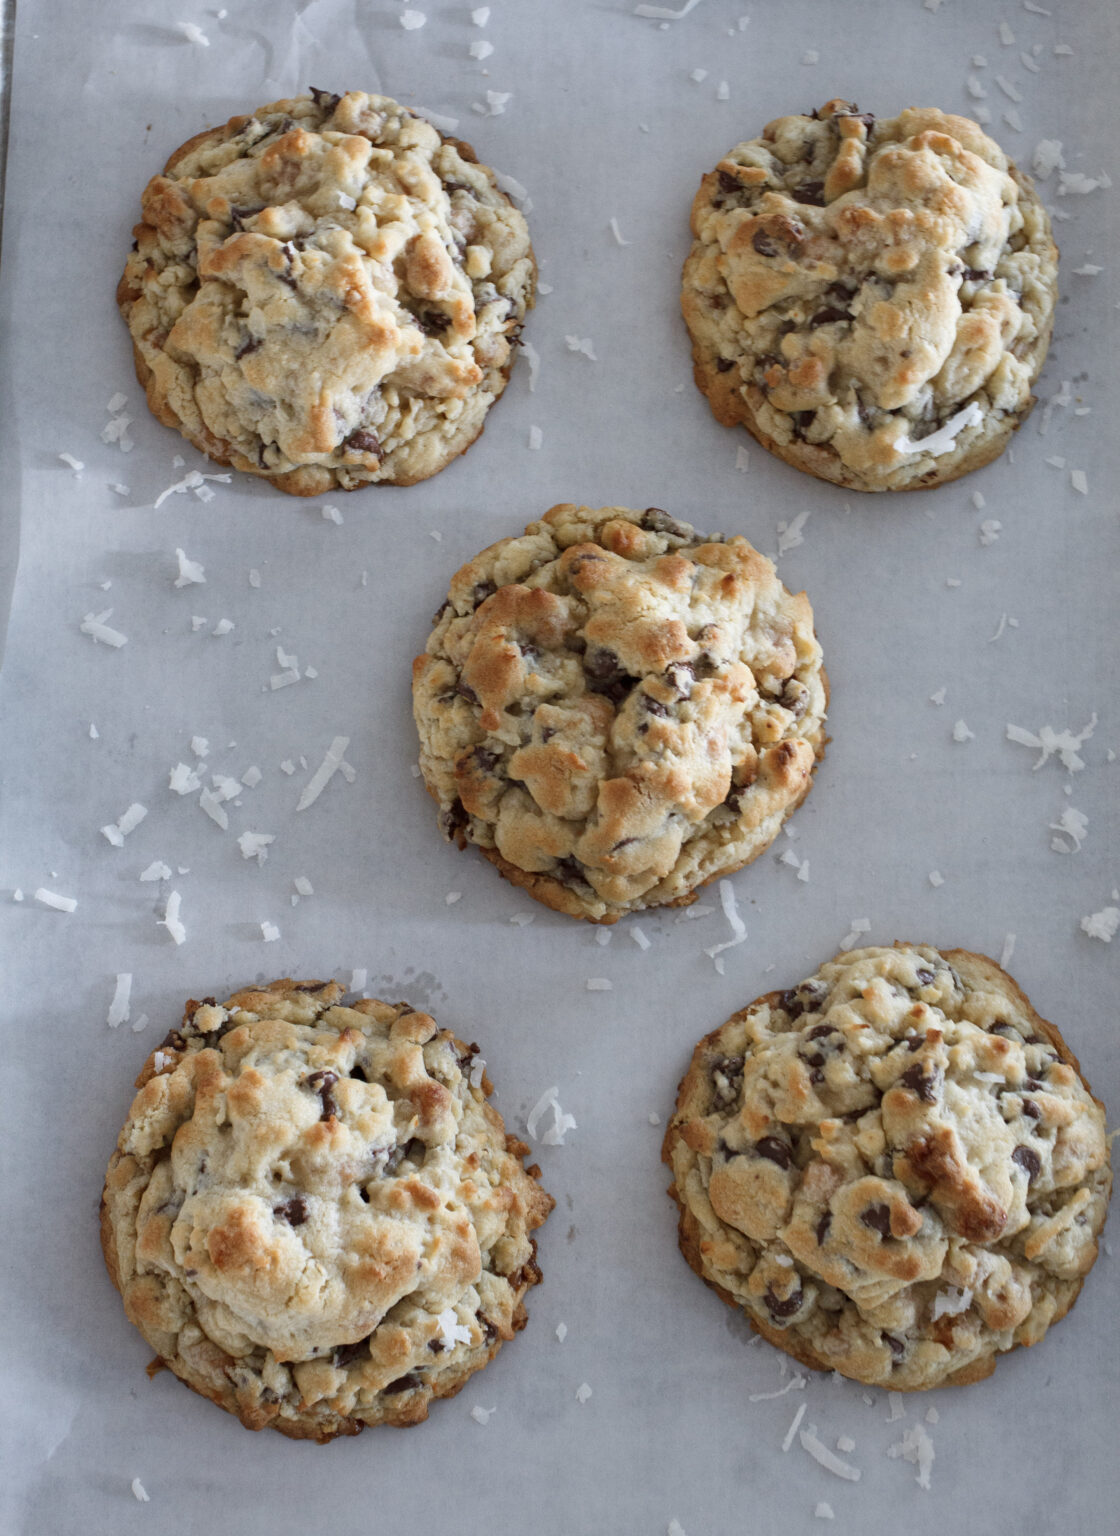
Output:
[{"xmin": 0, "ymin": 1, "xmax": 1117, "ymax": 1532}]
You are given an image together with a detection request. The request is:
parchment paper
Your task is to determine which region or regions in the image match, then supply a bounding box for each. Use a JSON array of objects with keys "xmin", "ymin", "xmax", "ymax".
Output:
[{"xmin": 0, "ymin": 2, "xmax": 1117, "ymax": 1532}]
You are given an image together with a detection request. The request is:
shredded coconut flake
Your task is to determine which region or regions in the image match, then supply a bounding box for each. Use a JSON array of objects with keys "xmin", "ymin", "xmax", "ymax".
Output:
[
  {"xmin": 528, "ymin": 424, "xmax": 543, "ymax": 450},
  {"xmin": 564, "ymin": 335, "xmax": 598, "ymax": 361},
  {"xmin": 888, "ymin": 1422, "xmax": 936, "ymax": 1490},
  {"xmin": 717, "ymin": 79, "xmax": 730, "ymax": 100},
  {"xmin": 635, "ymin": 0, "xmax": 704, "ymax": 16},
  {"xmin": 349, "ymin": 968, "xmax": 368, "ymax": 993},
  {"xmin": 896, "ymin": 401, "xmax": 983, "ymax": 458},
  {"xmin": 1006, "ymin": 713, "xmax": 1096, "ymax": 772},
  {"xmin": 736, "ymin": 445, "xmax": 751, "ymax": 472},
  {"xmin": 131, "ymin": 1477, "xmax": 151, "ymax": 1502},
  {"xmin": 782, "ymin": 1402, "xmax": 808, "ymax": 1452},
  {"xmin": 749, "ymin": 1375, "xmax": 806, "ymax": 1403},
  {"xmin": 575, "ymin": 1382, "xmax": 593, "ymax": 1404},
  {"xmin": 199, "ymin": 789, "xmax": 229, "ymax": 831},
  {"xmin": 776, "ymin": 510, "xmax": 810, "ymax": 557},
  {"xmin": 1032, "ymin": 138, "xmax": 1065, "ymax": 178},
  {"xmin": 1070, "ymin": 469, "xmax": 1088, "ymax": 495},
  {"xmin": 522, "ymin": 339, "xmax": 541, "ymax": 392},
  {"xmin": 469, "ymin": 39, "xmax": 494, "ymax": 60},
  {"xmin": 34, "ymin": 887, "xmax": 77, "ymax": 913},
  {"xmin": 841, "ymin": 918, "xmax": 871, "ymax": 949},
  {"xmin": 1050, "ymin": 806, "xmax": 1088, "ymax": 853},
  {"xmin": 238, "ymin": 831, "xmax": 275, "ymax": 864},
  {"xmin": 107, "ymin": 973, "xmax": 133, "ymax": 1028},
  {"xmin": 139, "ymin": 861, "xmax": 172, "ymax": 882},
  {"xmin": 526, "ymin": 1086, "xmax": 577, "ymax": 1145},
  {"xmin": 979, "ymin": 519, "xmax": 1002, "ymax": 546},
  {"xmin": 815, "ymin": 1507, "xmax": 835, "ymax": 1522},
  {"xmin": 929, "ymin": 687, "xmax": 947, "ymax": 705},
  {"xmin": 800, "ymin": 1425, "xmax": 861, "ymax": 1481},
  {"xmin": 260, "ymin": 921, "xmax": 281, "ymax": 943},
  {"xmin": 154, "ymin": 469, "xmax": 229, "ymax": 509},
  {"xmin": 930, "ymin": 1286, "xmax": 973, "ymax": 1320},
  {"xmin": 80, "ymin": 609, "xmax": 127, "ymax": 648},
  {"xmin": 160, "ymin": 891, "xmax": 186, "ymax": 944},
  {"xmin": 400, "ymin": 10, "xmax": 426, "ymax": 29},
  {"xmin": 704, "ymin": 880, "xmax": 747, "ymax": 967},
  {"xmin": 631, "ymin": 925, "xmax": 651, "ymax": 951},
  {"xmin": 952, "ymin": 719, "xmax": 975, "ymax": 743},
  {"xmin": 436, "ymin": 1309, "xmax": 472, "ymax": 1350},
  {"xmin": 470, "ymin": 1404, "xmax": 496, "ymax": 1425},
  {"xmin": 173, "ymin": 549, "xmax": 206, "ymax": 588},
  {"xmin": 471, "ymin": 5, "xmax": 490, "ymax": 22},
  {"xmin": 1081, "ymin": 906, "xmax": 1120, "ymax": 942},
  {"xmin": 297, "ymin": 736, "xmax": 350, "ymax": 811},
  {"xmin": 1000, "ymin": 933, "xmax": 1016, "ymax": 967},
  {"xmin": 928, "ymin": 870, "xmax": 944, "ymax": 887},
  {"xmin": 586, "ymin": 977, "xmax": 613, "ymax": 991}
]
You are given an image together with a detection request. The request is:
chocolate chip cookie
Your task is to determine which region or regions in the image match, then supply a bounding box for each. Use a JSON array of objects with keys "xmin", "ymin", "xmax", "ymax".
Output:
[
  {"xmin": 118, "ymin": 91, "xmax": 535, "ymax": 494},
  {"xmin": 412, "ymin": 504, "xmax": 828, "ymax": 923},
  {"xmin": 682, "ymin": 102, "xmax": 1057, "ymax": 492},
  {"xmin": 101, "ymin": 980, "xmax": 553, "ymax": 1439},
  {"xmin": 663, "ymin": 945, "xmax": 1110, "ymax": 1389}
]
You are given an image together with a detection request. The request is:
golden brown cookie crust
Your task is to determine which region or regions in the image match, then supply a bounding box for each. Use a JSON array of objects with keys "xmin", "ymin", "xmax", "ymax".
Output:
[
  {"xmin": 663, "ymin": 945, "xmax": 1110, "ymax": 1390},
  {"xmin": 412, "ymin": 503, "xmax": 828, "ymax": 923},
  {"xmin": 101, "ymin": 980, "xmax": 553, "ymax": 1440},
  {"xmin": 117, "ymin": 92, "xmax": 535, "ymax": 495},
  {"xmin": 682, "ymin": 102, "xmax": 1057, "ymax": 492}
]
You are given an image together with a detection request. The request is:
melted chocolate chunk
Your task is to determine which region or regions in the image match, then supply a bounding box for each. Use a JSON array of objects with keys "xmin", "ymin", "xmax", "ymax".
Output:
[
  {"xmin": 349, "ymin": 1063, "xmax": 369, "ymax": 1082},
  {"xmin": 756, "ymin": 1136, "xmax": 793, "ymax": 1170},
  {"xmin": 790, "ymin": 410, "xmax": 816, "ymax": 440},
  {"xmin": 715, "ymin": 357, "xmax": 734, "ymax": 371},
  {"xmin": 960, "ymin": 268, "xmax": 993, "ymax": 282},
  {"xmin": 472, "ymin": 745, "xmax": 500, "ymax": 773},
  {"xmin": 159, "ymin": 1028, "xmax": 187, "ymax": 1053},
  {"xmin": 440, "ymin": 798, "xmax": 468, "ymax": 840},
  {"xmin": 1021, "ymin": 1098, "xmax": 1042, "ymax": 1122},
  {"xmin": 906, "ymin": 1033, "xmax": 925, "ymax": 1053},
  {"xmin": 414, "ymin": 309, "xmax": 452, "ymax": 336},
  {"xmin": 584, "ymin": 648, "xmax": 637, "ymax": 705},
  {"xmin": 900, "ymin": 1064, "xmax": 937, "ymax": 1103},
  {"xmin": 640, "ymin": 507, "xmax": 694, "ymax": 539},
  {"xmin": 793, "ymin": 180, "xmax": 826, "ymax": 206},
  {"xmin": 1011, "ymin": 1145, "xmax": 1041, "ymax": 1182},
  {"xmin": 553, "ymin": 856, "xmax": 589, "ymax": 891},
  {"xmin": 752, "ymin": 229, "xmax": 780, "ymax": 257},
  {"xmin": 273, "ymin": 1197, "xmax": 308, "ymax": 1226},
  {"xmin": 642, "ymin": 694, "xmax": 668, "ymax": 717},
  {"xmin": 861, "ymin": 1203, "xmax": 893, "ymax": 1239},
  {"xmin": 333, "ymin": 1335, "xmax": 372, "ymax": 1369},
  {"xmin": 479, "ymin": 1315, "xmax": 499, "ymax": 1343},
  {"xmin": 472, "ymin": 580, "xmax": 497, "ymax": 608},
  {"xmin": 717, "ymin": 169, "xmax": 741, "ymax": 195},
  {"xmin": 915, "ymin": 968, "xmax": 935, "ymax": 986},
  {"xmin": 764, "ymin": 1286, "xmax": 803, "ymax": 1321},
  {"xmin": 235, "ymin": 336, "xmax": 261, "ymax": 360},
  {"xmin": 309, "ymin": 87, "xmax": 341, "ymax": 116},
  {"xmin": 883, "ymin": 1332, "xmax": 906, "ymax": 1360},
  {"xmin": 306, "ymin": 1070, "xmax": 339, "ymax": 1121},
  {"xmin": 815, "ymin": 1211, "xmax": 832, "ymax": 1245},
  {"xmin": 805, "ymin": 1023, "xmax": 836, "ymax": 1041},
  {"xmin": 346, "ymin": 428, "xmax": 381, "ymax": 455}
]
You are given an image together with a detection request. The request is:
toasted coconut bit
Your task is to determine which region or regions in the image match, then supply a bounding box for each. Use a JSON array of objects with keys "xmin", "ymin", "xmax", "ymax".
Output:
[
  {"xmin": 160, "ymin": 891, "xmax": 186, "ymax": 944},
  {"xmin": 296, "ymin": 736, "xmax": 350, "ymax": 811},
  {"xmin": 470, "ymin": 1404, "xmax": 496, "ymax": 1424},
  {"xmin": 131, "ymin": 1477, "xmax": 151, "ymax": 1502},
  {"xmin": 139, "ymin": 861, "xmax": 172, "ymax": 882},
  {"xmin": 952, "ymin": 719, "xmax": 975, "ymax": 743},
  {"xmin": 800, "ymin": 1425, "xmax": 860, "ymax": 1481},
  {"xmin": 107, "ymin": 973, "xmax": 133, "ymax": 1028},
  {"xmin": 586, "ymin": 977, "xmax": 613, "ymax": 991},
  {"xmin": 575, "ymin": 1382, "xmax": 593, "ymax": 1404},
  {"xmin": 260, "ymin": 921, "xmax": 281, "ymax": 943},
  {"xmin": 1081, "ymin": 905, "xmax": 1120, "ymax": 942}
]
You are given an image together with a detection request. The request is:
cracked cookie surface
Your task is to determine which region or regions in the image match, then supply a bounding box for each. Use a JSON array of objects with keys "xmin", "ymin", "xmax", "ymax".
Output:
[
  {"xmin": 118, "ymin": 91, "xmax": 535, "ymax": 495},
  {"xmin": 412, "ymin": 503, "xmax": 827, "ymax": 923},
  {"xmin": 101, "ymin": 980, "xmax": 553, "ymax": 1439},
  {"xmin": 682, "ymin": 101, "xmax": 1057, "ymax": 492},
  {"xmin": 664, "ymin": 945, "xmax": 1110, "ymax": 1390}
]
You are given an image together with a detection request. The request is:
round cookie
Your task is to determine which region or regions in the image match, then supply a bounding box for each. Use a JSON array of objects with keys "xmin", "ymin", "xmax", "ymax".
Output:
[
  {"xmin": 412, "ymin": 503, "xmax": 828, "ymax": 924},
  {"xmin": 117, "ymin": 90, "xmax": 535, "ymax": 495},
  {"xmin": 101, "ymin": 980, "xmax": 553, "ymax": 1439},
  {"xmin": 682, "ymin": 101, "xmax": 1057, "ymax": 492},
  {"xmin": 663, "ymin": 945, "xmax": 1111, "ymax": 1390}
]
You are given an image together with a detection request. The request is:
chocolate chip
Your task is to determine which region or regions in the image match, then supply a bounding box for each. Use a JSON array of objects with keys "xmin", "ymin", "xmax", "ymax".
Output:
[
  {"xmin": 439, "ymin": 798, "xmax": 468, "ymax": 840},
  {"xmin": 709, "ymin": 1053, "xmax": 745, "ymax": 1106},
  {"xmin": 553, "ymin": 856, "xmax": 589, "ymax": 891},
  {"xmin": 752, "ymin": 229, "xmax": 780, "ymax": 257},
  {"xmin": 790, "ymin": 410, "xmax": 816, "ymax": 440},
  {"xmin": 472, "ymin": 580, "xmax": 497, "ymax": 608},
  {"xmin": 306, "ymin": 1070, "xmax": 339, "ymax": 1121},
  {"xmin": 815, "ymin": 1211, "xmax": 832, "ymax": 1245},
  {"xmin": 479, "ymin": 1315, "xmax": 498, "ymax": 1343},
  {"xmin": 900, "ymin": 1064, "xmax": 937, "ymax": 1103},
  {"xmin": 805, "ymin": 1023, "xmax": 835, "ymax": 1041},
  {"xmin": 1021, "ymin": 1099, "xmax": 1042, "ymax": 1121},
  {"xmin": 665, "ymin": 661, "xmax": 695, "ymax": 697},
  {"xmin": 457, "ymin": 1041, "xmax": 481, "ymax": 1073},
  {"xmin": 382, "ymin": 1371, "xmax": 422, "ymax": 1395},
  {"xmin": 309, "ymin": 87, "xmax": 341, "ymax": 116},
  {"xmin": 756, "ymin": 1136, "xmax": 793, "ymax": 1170},
  {"xmin": 584, "ymin": 648, "xmax": 637, "ymax": 705},
  {"xmin": 915, "ymin": 968, "xmax": 935, "ymax": 985},
  {"xmin": 1011, "ymin": 1145, "xmax": 1041, "ymax": 1182},
  {"xmin": 715, "ymin": 357, "xmax": 734, "ymax": 371},
  {"xmin": 159, "ymin": 1029, "xmax": 187, "ymax": 1053},
  {"xmin": 764, "ymin": 1286, "xmax": 803, "ymax": 1321},
  {"xmin": 333, "ymin": 1335, "xmax": 372, "ymax": 1369},
  {"xmin": 345, "ymin": 428, "xmax": 381, "ymax": 455},
  {"xmin": 717, "ymin": 169, "xmax": 741, "ymax": 194},
  {"xmin": 828, "ymin": 281, "xmax": 858, "ymax": 302},
  {"xmin": 861, "ymin": 1203, "xmax": 893, "ymax": 1239},
  {"xmin": 906, "ymin": 1033, "xmax": 925, "ymax": 1053},
  {"xmin": 883, "ymin": 1332, "xmax": 905, "ymax": 1360},
  {"xmin": 414, "ymin": 309, "xmax": 452, "ymax": 336},
  {"xmin": 640, "ymin": 507, "xmax": 694, "ymax": 539},
  {"xmin": 274, "ymin": 1197, "xmax": 308, "ymax": 1226},
  {"xmin": 642, "ymin": 694, "xmax": 668, "ymax": 717},
  {"xmin": 793, "ymin": 180, "xmax": 826, "ymax": 206},
  {"xmin": 960, "ymin": 268, "xmax": 993, "ymax": 282},
  {"xmin": 1024, "ymin": 1077, "xmax": 1043, "ymax": 1092},
  {"xmin": 472, "ymin": 745, "xmax": 500, "ymax": 773},
  {"xmin": 780, "ymin": 978, "xmax": 828, "ymax": 1020},
  {"xmin": 235, "ymin": 336, "xmax": 261, "ymax": 360},
  {"xmin": 428, "ymin": 1339, "xmax": 445, "ymax": 1353}
]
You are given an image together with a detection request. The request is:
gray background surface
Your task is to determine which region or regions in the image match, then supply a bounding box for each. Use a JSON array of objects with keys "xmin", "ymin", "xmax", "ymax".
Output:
[{"xmin": 0, "ymin": 1, "xmax": 1116, "ymax": 1531}]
